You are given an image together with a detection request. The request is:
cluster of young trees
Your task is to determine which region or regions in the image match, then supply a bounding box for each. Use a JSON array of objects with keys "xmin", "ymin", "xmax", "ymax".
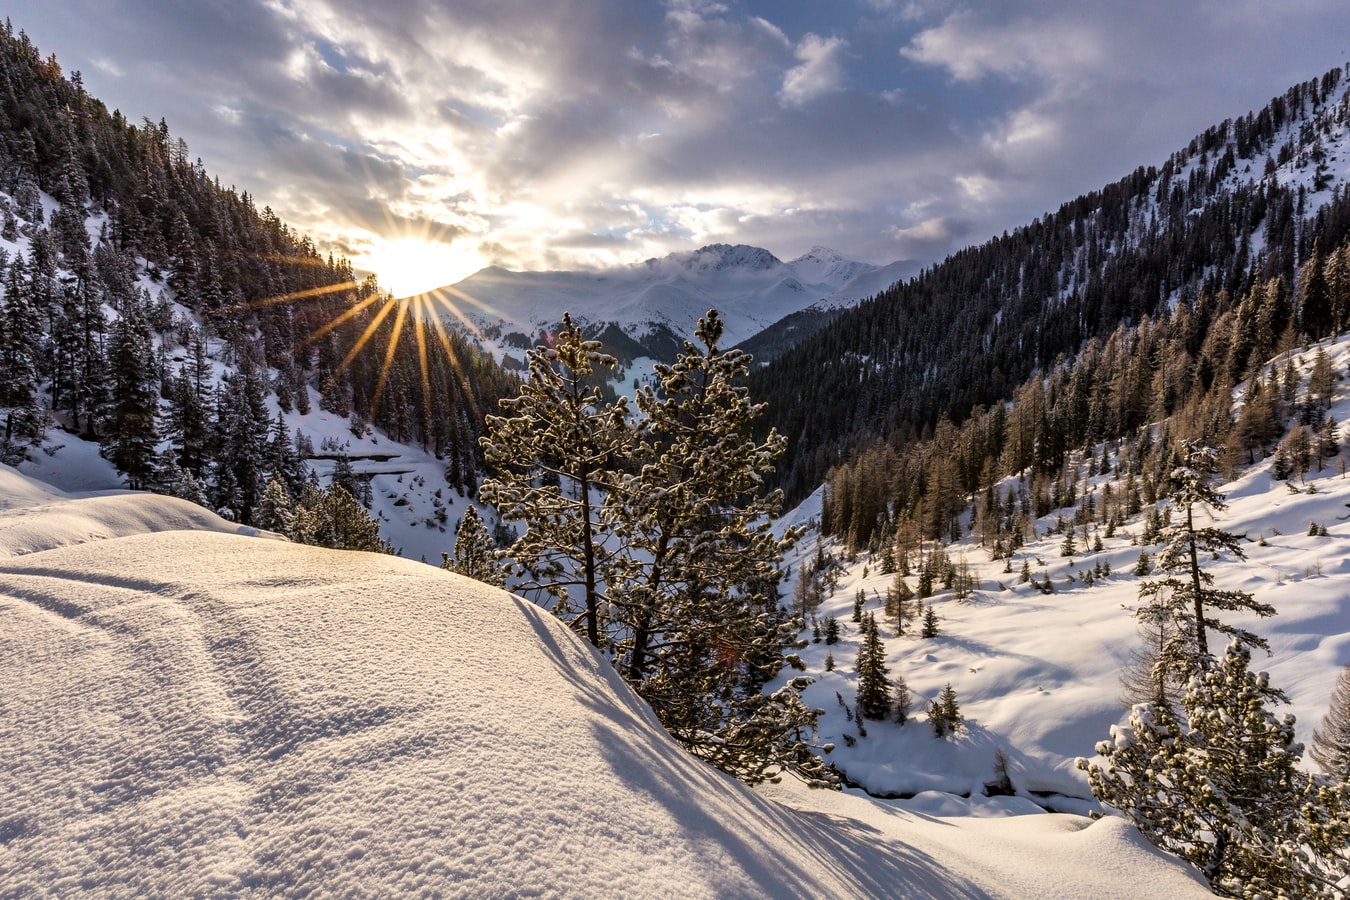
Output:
[
  {"xmin": 479, "ymin": 310, "xmax": 833, "ymax": 787},
  {"xmin": 1080, "ymin": 443, "xmax": 1350, "ymax": 896}
]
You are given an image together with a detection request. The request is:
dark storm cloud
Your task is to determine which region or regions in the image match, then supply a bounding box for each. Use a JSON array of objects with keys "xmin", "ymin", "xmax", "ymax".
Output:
[{"xmin": 11, "ymin": 0, "xmax": 1350, "ymax": 279}]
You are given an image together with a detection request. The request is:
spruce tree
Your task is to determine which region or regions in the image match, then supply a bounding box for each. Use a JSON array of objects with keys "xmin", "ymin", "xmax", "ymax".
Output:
[
  {"xmin": 442, "ymin": 505, "xmax": 505, "ymax": 587},
  {"xmin": 893, "ymin": 673, "xmax": 913, "ymax": 724},
  {"xmin": 103, "ymin": 300, "xmax": 160, "ymax": 489},
  {"xmin": 0, "ymin": 254, "xmax": 44, "ymax": 460},
  {"xmin": 920, "ymin": 603, "xmax": 940, "ymax": 638},
  {"xmin": 855, "ymin": 613, "xmax": 890, "ymax": 720},
  {"xmin": 823, "ymin": 615, "xmax": 840, "ymax": 645},
  {"xmin": 929, "ymin": 683, "xmax": 961, "ymax": 737}
]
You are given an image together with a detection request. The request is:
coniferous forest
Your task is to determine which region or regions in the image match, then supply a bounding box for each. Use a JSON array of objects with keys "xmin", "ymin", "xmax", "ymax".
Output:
[
  {"xmin": 753, "ymin": 67, "xmax": 1350, "ymax": 541},
  {"xmin": 0, "ymin": 22, "xmax": 515, "ymax": 525}
]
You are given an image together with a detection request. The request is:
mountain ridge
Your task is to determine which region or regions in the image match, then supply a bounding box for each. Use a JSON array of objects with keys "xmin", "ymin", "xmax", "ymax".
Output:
[{"xmin": 411, "ymin": 242, "xmax": 918, "ymax": 364}]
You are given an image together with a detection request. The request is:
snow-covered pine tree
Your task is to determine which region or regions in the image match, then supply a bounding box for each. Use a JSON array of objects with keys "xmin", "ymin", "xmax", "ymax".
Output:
[
  {"xmin": 442, "ymin": 505, "xmax": 504, "ymax": 587},
  {"xmin": 607, "ymin": 310, "xmax": 822, "ymax": 786},
  {"xmin": 1312, "ymin": 662, "xmax": 1350, "ymax": 780},
  {"xmin": 855, "ymin": 612, "xmax": 890, "ymax": 720},
  {"xmin": 1083, "ymin": 643, "xmax": 1350, "ymax": 896},
  {"xmin": 1137, "ymin": 441, "xmax": 1274, "ymax": 678},
  {"xmin": 478, "ymin": 312, "xmax": 629, "ymax": 647},
  {"xmin": 290, "ymin": 482, "xmax": 393, "ymax": 554},
  {"xmin": 254, "ymin": 477, "xmax": 295, "ymax": 536}
]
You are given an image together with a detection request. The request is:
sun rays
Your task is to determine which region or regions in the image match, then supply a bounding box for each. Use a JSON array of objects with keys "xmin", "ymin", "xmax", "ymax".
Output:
[{"xmin": 231, "ymin": 266, "xmax": 499, "ymax": 431}]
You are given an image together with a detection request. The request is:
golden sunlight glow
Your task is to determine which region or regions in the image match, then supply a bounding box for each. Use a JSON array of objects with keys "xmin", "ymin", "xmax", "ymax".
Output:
[{"xmin": 362, "ymin": 237, "xmax": 485, "ymax": 298}]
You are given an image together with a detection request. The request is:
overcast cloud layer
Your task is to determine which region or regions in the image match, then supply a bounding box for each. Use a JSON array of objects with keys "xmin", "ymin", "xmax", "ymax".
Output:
[{"xmin": 12, "ymin": 0, "xmax": 1350, "ymax": 285}]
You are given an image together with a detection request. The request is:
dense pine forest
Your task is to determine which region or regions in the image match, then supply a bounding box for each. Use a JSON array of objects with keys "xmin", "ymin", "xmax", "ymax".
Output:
[
  {"xmin": 753, "ymin": 66, "xmax": 1350, "ymax": 545},
  {"xmin": 0, "ymin": 22, "xmax": 514, "ymax": 524}
]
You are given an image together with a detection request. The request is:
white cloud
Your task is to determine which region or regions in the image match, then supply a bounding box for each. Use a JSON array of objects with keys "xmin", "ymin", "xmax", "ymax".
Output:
[
  {"xmin": 901, "ymin": 11, "xmax": 1105, "ymax": 84},
  {"xmin": 779, "ymin": 33, "xmax": 849, "ymax": 108}
]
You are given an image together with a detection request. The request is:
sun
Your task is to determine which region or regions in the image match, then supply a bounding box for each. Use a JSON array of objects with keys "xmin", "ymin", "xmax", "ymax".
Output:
[{"xmin": 363, "ymin": 237, "xmax": 485, "ymax": 298}]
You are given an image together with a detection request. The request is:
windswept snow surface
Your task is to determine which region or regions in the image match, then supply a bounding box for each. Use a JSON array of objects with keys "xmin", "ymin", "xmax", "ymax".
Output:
[{"xmin": 0, "ymin": 465, "xmax": 1209, "ymax": 898}]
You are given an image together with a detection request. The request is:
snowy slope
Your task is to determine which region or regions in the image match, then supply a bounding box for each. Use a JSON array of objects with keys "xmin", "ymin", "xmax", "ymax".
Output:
[
  {"xmin": 0, "ymin": 464, "xmax": 1210, "ymax": 898},
  {"xmin": 773, "ymin": 332, "xmax": 1350, "ymax": 808},
  {"xmin": 410, "ymin": 244, "xmax": 909, "ymax": 359}
]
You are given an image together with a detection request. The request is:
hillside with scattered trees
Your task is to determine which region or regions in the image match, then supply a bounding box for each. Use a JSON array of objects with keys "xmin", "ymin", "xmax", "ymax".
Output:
[{"xmin": 0, "ymin": 22, "xmax": 514, "ymax": 525}]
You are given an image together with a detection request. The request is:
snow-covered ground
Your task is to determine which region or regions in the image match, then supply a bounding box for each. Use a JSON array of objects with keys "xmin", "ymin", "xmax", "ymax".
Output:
[
  {"xmin": 0, "ymin": 462, "xmax": 1210, "ymax": 897},
  {"xmin": 773, "ymin": 333, "xmax": 1350, "ymax": 809}
]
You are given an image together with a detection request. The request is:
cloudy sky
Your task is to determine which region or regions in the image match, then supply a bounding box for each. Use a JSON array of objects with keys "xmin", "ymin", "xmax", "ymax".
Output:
[{"xmin": 12, "ymin": 1, "xmax": 1350, "ymax": 295}]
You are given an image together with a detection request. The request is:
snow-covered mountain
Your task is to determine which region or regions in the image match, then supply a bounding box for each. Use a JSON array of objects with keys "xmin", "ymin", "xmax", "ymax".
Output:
[
  {"xmin": 0, "ymin": 461, "xmax": 1211, "ymax": 897},
  {"xmin": 411, "ymin": 243, "xmax": 916, "ymax": 363}
]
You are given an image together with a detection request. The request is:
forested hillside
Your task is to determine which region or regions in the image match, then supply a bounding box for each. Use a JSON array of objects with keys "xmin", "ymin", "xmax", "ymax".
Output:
[
  {"xmin": 0, "ymin": 22, "xmax": 514, "ymax": 523},
  {"xmin": 755, "ymin": 65, "xmax": 1350, "ymax": 524}
]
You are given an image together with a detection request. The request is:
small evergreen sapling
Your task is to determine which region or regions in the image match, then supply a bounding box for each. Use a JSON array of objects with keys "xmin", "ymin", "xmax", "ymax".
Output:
[
  {"xmin": 823, "ymin": 616, "xmax": 840, "ymax": 645},
  {"xmin": 920, "ymin": 604, "xmax": 940, "ymax": 638},
  {"xmin": 928, "ymin": 683, "xmax": 961, "ymax": 737},
  {"xmin": 892, "ymin": 674, "xmax": 913, "ymax": 725},
  {"xmin": 442, "ymin": 505, "xmax": 505, "ymax": 587}
]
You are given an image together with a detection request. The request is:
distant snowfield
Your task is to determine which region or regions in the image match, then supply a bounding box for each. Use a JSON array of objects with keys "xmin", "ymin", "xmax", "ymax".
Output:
[{"xmin": 0, "ymin": 464, "xmax": 1209, "ymax": 897}]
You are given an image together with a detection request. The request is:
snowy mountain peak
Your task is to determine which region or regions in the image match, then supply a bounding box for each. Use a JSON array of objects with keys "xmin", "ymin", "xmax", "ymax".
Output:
[
  {"xmin": 660, "ymin": 243, "xmax": 784, "ymax": 274},
  {"xmin": 788, "ymin": 245, "xmax": 879, "ymax": 289},
  {"xmin": 435, "ymin": 242, "xmax": 904, "ymax": 362}
]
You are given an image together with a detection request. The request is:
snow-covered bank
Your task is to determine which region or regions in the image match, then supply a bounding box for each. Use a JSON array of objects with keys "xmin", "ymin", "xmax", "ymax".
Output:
[{"xmin": 0, "ymin": 465, "xmax": 1209, "ymax": 897}]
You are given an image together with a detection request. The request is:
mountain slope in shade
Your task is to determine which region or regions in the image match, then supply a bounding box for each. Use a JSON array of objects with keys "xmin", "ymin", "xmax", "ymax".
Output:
[
  {"xmin": 0, "ymin": 464, "xmax": 1210, "ymax": 898},
  {"xmin": 413, "ymin": 243, "xmax": 913, "ymax": 361}
]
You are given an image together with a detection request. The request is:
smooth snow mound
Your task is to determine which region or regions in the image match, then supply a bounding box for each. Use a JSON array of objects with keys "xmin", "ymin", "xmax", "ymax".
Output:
[
  {"xmin": 0, "ymin": 464, "xmax": 262, "ymax": 559},
  {"xmin": 0, "ymin": 468, "xmax": 1210, "ymax": 897}
]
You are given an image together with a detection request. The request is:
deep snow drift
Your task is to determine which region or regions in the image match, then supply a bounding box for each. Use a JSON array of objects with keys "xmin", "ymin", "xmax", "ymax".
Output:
[{"xmin": 0, "ymin": 465, "xmax": 1208, "ymax": 898}]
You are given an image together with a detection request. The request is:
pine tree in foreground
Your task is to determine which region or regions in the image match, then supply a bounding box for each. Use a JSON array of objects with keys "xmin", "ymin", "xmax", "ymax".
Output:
[
  {"xmin": 479, "ymin": 312, "xmax": 629, "ymax": 647},
  {"xmin": 608, "ymin": 311, "xmax": 821, "ymax": 787},
  {"xmin": 1081, "ymin": 643, "xmax": 1350, "ymax": 896},
  {"xmin": 481, "ymin": 309, "xmax": 831, "ymax": 788},
  {"xmin": 1312, "ymin": 662, "xmax": 1350, "ymax": 781},
  {"xmin": 442, "ymin": 505, "xmax": 505, "ymax": 587}
]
